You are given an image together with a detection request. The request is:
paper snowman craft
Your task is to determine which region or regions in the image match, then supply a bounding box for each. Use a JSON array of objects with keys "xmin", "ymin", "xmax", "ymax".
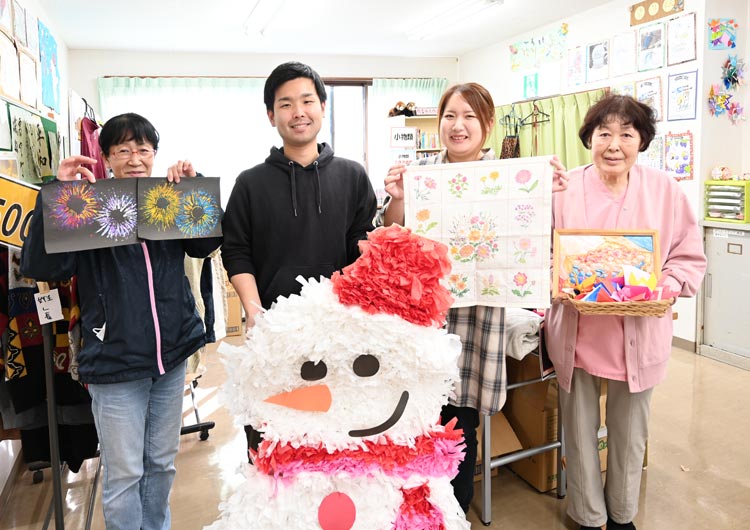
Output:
[{"xmin": 206, "ymin": 225, "xmax": 470, "ymax": 530}]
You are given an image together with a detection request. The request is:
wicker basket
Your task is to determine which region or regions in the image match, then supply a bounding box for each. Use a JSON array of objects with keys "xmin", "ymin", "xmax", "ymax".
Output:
[{"xmin": 561, "ymin": 296, "xmax": 673, "ymax": 317}]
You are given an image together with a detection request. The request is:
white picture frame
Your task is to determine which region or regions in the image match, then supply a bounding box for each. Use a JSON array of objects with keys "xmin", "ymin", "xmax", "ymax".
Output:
[
  {"xmin": 667, "ymin": 70, "xmax": 698, "ymax": 121},
  {"xmin": 638, "ymin": 22, "xmax": 665, "ymax": 72}
]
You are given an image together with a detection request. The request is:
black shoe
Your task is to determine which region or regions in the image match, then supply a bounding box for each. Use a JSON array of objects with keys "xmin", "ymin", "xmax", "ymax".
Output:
[
  {"xmin": 579, "ymin": 526, "xmax": 603, "ymax": 530},
  {"xmin": 607, "ymin": 519, "xmax": 636, "ymax": 530}
]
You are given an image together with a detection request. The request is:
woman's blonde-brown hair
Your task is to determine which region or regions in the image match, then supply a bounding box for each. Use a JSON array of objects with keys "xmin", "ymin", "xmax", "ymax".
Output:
[{"xmin": 437, "ymin": 83, "xmax": 496, "ymax": 146}]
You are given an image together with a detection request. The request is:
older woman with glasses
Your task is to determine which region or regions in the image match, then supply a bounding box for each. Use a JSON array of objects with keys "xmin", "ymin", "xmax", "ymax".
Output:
[{"xmin": 21, "ymin": 113, "xmax": 222, "ymax": 530}]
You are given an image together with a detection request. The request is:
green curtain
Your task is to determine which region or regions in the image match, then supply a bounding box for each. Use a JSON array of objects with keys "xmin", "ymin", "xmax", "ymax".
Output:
[
  {"xmin": 370, "ymin": 78, "xmax": 448, "ymax": 107},
  {"xmin": 487, "ymin": 88, "xmax": 606, "ymax": 170},
  {"xmin": 97, "ymin": 77, "xmax": 266, "ymax": 120}
]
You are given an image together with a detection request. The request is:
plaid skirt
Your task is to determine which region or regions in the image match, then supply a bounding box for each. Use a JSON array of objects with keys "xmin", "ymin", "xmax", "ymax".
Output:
[{"xmin": 446, "ymin": 305, "xmax": 507, "ymax": 415}]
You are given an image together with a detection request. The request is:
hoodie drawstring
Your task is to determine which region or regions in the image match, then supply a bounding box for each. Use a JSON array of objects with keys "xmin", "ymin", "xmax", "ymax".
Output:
[
  {"xmin": 313, "ymin": 161, "xmax": 322, "ymax": 214},
  {"xmin": 288, "ymin": 160, "xmax": 322, "ymax": 217},
  {"xmin": 288, "ymin": 161, "xmax": 298, "ymax": 217}
]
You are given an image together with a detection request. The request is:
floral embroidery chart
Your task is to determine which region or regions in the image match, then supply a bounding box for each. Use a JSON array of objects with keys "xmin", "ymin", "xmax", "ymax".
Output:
[{"xmin": 404, "ymin": 156, "xmax": 552, "ymax": 308}]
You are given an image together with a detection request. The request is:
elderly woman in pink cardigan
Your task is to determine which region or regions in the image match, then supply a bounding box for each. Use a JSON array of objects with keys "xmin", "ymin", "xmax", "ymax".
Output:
[{"xmin": 545, "ymin": 94, "xmax": 706, "ymax": 530}]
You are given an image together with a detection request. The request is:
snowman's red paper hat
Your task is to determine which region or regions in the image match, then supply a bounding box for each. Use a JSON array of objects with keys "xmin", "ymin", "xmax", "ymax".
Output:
[{"xmin": 331, "ymin": 225, "xmax": 454, "ymax": 328}]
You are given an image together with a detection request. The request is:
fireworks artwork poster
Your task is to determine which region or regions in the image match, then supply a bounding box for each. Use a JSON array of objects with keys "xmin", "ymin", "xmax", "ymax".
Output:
[
  {"xmin": 41, "ymin": 177, "xmax": 221, "ymax": 253},
  {"xmin": 403, "ymin": 156, "xmax": 552, "ymax": 309},
  {"xmin": 137, "ymin": 178, "xmax": 222, "ymax": 241}
]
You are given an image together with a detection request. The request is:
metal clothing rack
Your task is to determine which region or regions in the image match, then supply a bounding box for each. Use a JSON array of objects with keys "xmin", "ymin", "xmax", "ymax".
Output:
[
  {"xmin": 37, "ymin": 284, "xmax": 101, "ymax": 530},
  {"xmin": 478, "ymin": 370, "xmax": 566, "ymax": 526}
]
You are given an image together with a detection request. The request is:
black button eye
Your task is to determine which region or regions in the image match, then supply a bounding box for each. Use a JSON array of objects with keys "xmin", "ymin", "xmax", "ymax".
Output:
[
  {"xmin": 300, "ymin": 360, "xmax": 327, "ymax": 381},
  {"xmin": 352, "ymin": 354, "xmax": 379, "ymax": 377}
]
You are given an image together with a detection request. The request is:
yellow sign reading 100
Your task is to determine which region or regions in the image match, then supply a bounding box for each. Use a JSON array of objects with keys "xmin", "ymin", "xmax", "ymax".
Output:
[{"xmin": 0, "ymin": 174, "xmax": 39, "ymax": 249}]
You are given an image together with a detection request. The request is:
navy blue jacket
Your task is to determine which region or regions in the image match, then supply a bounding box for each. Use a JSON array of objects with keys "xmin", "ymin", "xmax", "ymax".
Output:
[{"xmin": 21, "ymin": 192, "xmax": 222, "ymax": 384}]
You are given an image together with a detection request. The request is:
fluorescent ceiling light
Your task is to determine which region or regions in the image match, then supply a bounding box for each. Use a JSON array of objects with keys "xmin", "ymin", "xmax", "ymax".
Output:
[
  {"xmin": 242, "ymin": 0, "xmax": 286, "ymax": 37},
  {"xmin": 407, "ymin": 0, "xmax": 504, "ymax": 41}
]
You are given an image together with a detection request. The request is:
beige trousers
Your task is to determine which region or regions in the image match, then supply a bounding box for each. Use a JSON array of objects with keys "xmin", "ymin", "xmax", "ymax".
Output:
[{"xmin": 559, "ymin": 368, "xmax": 653, "ymax": 527}]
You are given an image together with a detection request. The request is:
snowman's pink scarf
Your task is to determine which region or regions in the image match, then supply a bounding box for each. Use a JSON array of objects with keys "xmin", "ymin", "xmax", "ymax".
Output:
[{"xmin": 254, "ymin": 418, "xmax": 465, "ymax": 480}]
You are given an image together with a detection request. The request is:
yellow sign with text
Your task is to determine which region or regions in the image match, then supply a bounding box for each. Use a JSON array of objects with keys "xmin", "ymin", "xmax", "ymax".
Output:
[{"xmin": 0, "ymin": 174, "xmax": 39, "ymax": 249}]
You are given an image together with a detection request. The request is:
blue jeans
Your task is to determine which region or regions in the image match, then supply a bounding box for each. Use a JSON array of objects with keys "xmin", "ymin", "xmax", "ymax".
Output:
[{"xmin": 88, "ymin": 361, "xmax": 186, "ymax": 530}]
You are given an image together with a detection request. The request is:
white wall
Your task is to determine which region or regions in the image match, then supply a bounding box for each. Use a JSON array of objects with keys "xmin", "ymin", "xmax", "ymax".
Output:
[
  {"xmin": 459, "ymin": 0, "xmax": 710, "ymax": 343},
  {"xmin": 68, "ymin": 51, "xmax": 459, "ymax": 115}
]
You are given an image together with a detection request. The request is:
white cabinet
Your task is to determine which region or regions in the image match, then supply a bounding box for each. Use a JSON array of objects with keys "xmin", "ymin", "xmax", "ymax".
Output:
[{"xmin": 700, "ymin": 225, "xmax": 750, "ymax": 369}]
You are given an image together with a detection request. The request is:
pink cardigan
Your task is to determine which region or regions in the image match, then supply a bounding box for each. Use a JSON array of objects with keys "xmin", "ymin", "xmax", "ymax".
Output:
[{"xmin": 545, "ymin": 164, "xmax": 707, "ymax": 393}]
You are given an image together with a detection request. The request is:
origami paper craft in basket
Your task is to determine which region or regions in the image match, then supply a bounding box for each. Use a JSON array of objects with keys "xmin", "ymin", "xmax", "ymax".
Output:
[
  {"xmin": 206, "ymin": 225, "xmax": 470, "ymax": 530},
  {"xmin": 552, "ymin": 229, "xmax": 672, "ymax": 317}
]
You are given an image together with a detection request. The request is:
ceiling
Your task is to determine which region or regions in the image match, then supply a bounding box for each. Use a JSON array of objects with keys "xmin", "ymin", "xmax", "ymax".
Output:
[{"xmin": 35, "ymin": 0, "xmax": 604, "ymax": 58}]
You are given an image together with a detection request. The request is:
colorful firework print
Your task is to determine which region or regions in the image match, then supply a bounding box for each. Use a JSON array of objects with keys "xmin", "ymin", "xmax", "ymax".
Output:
[
  {"xmin": 141, "ymin": 182, "xmax": 181, "ymax": 231},
  {"xmin": 95, "ymin": 191, "xmax": 138, "ymax": 241},
  {"xmin": 137, "ymin": 177, "xmax": 223, "ymax": 241},
  {"xmin": 41, "ymin": 179, "xmax": 141, "ymax": 253},
  {"xmin": 49, "ymin": 182, "xmax": 99, "ymax": 230},
  {"xmin": 448, "ymin": 212, "xmax": 500, "ymax": 263},
  {"xmin": 402, "ymin": 156, "xmax": 553, "ymax": 308},
  {"xmin": 176, "ymin": 189, "xmax": 221, "ymax": 237},
  {"xmin": 40, "ymin": 177, "xmax": 222, "ymax": 253}
]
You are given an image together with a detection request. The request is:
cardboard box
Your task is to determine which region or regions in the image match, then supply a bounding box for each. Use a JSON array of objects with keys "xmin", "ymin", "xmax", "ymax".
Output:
[
  {"xmin": 505, "ymin": 356, "xmax": 607, "ymax": 492},
  {"xmin": 225, "ymin": 280, "xmax": 243, "ymax": 336},
  {"xmin": 473, "ymin": 411, "xmax": 523, "ymax": 481}
]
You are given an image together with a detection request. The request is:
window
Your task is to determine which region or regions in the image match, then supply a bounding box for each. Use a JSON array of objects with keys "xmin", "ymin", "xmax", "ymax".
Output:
[{"xmin": 320, "ymin": 83, "xmax": 368, "ymax": 172}]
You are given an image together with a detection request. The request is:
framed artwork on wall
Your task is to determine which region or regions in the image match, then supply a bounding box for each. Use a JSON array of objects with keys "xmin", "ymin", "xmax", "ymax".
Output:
[
  {"xmin": 707, "ymin": 18, "xmax": 738, "ymax": 50},
  {"xmin": 636, "ymin": 77, "xmax": 663, "ymax": 121},
  {"xmin": 38, "ymin": 19, "xmax": 60, "ymax": 112},
  {"xmin": 664, "ymin": 131, "xmax": 693, "ymax": 181},
  {"xmin": 667, "ymin": 12, "xmax": 696, "ymax": 65},
  {"xmin": 667, "ymin": 70, "xmax": 697, "ymax": 121},
  {"xmin": 0, "ymin": 0, "xmax": 12, "ymax": 37},
  {"xmin": 11, "ymin": 0, "xmax": 25, "ymax": 47},
  {"xmin": 18, "ymin": 49, "xmax": 37, "ymax": 108},
  {"xmin": 611, "ymin": 82, "xmax": 635, "ymax": 98},
  {"xmin": 637, "ymin": 134, "xmax": 664, "ymax": 170},
  {"xmin": 25, "ymin": 11, "xmax": 39, "ymax": 56},
  {"xmin": 611, "ymin": 31, "xmax": 637, "ymax": 77},
  {"xmin": 567, "ymin": 46, "xmax": 585, "ymax": 87},
  {"xmin": 0, "ymin": 30, "xmax": 20, "ymax": 101},
  {"xmin": 586, "ymin": 39, "xmax": 609, "ymax": 83},
  {"xmin": 638, "ymin": 22, "xmax": 664, "ymax": 71}
]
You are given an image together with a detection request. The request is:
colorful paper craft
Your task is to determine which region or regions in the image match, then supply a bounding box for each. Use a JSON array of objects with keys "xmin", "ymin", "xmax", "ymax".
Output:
[
  {"xmin": 708, "ymin": 18, "xmax": 738, "ymax": 50},
  {"xmin": 553, "ymin": 230, "xmax": 660, "ymax": 299}
]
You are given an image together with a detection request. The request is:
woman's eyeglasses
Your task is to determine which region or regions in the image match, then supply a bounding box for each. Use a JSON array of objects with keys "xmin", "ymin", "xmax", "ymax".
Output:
[{"xmin": 110, "ymin": 147, "xmax": 156, "ymax": 160}]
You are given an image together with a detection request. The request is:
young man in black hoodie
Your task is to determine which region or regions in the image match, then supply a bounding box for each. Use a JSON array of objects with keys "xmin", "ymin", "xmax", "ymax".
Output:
[{"xmin": 221, "ymin": 61, "xmax": 377, "ymax": 456}]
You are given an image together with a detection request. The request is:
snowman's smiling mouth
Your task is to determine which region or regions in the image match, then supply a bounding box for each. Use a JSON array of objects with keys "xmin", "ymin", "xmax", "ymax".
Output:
[{"xmin": 347, "ymin": 391, "xmax": 409, "ymax": 438}]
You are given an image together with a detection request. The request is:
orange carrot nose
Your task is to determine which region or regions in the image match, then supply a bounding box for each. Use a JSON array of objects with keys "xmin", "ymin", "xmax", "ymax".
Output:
[{"xmin": 264, "ymin": 384, "xmax": 332, "ymax": 412}]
